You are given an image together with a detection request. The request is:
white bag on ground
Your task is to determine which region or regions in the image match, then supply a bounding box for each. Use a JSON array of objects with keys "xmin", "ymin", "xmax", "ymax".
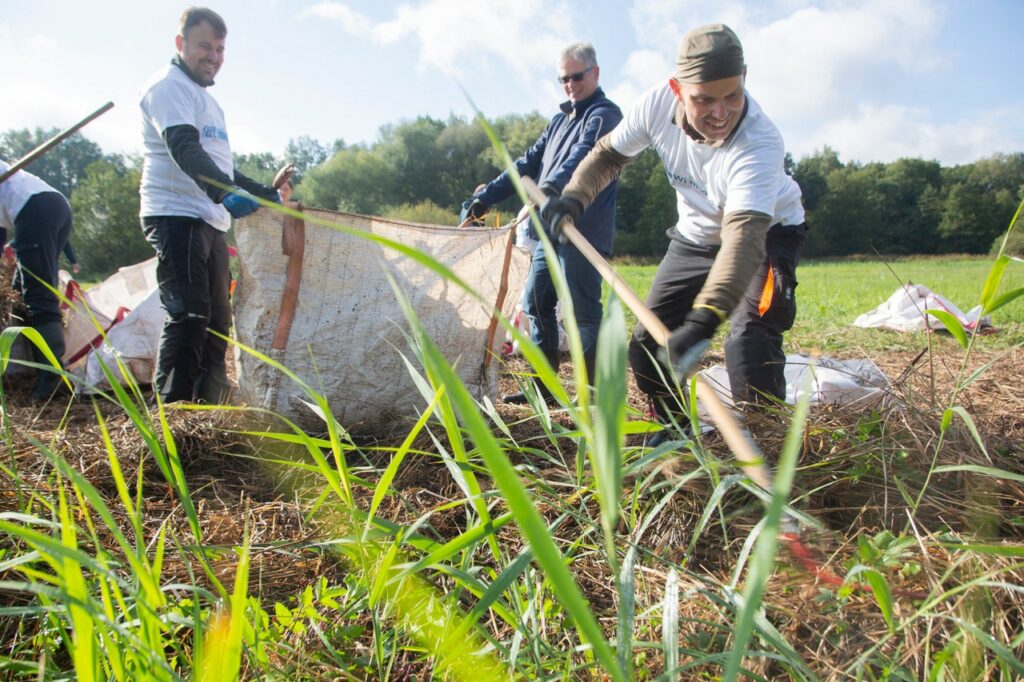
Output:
[
  {"xmin": 233, "ymin": 207, "xmax": 529, "ymax": 433},
  {"xmin": 696, "ymin": 354, "xmax": 892, "ymax": 428},
  {"xmin": 852, "ymin": 283, "xmax": 992, "ymax": 333}
]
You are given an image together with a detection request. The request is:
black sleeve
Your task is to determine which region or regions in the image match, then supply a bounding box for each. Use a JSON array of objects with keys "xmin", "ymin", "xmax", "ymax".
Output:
[
  {"xmin": 162, "ymin": 124, "xmax": 235, "ymax": 202},
  {"xmin": 63, "ymin": 241, "xmax": 78, "ymax": 264},
  {"xmin": 233, "ymin": 170, "xmax": 278, "ymax": 201}
]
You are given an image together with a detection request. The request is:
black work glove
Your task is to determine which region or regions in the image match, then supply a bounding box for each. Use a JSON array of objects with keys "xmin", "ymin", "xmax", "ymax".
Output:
[
  {"xmin": 661, "ymin": 307, "xmax": 721, "ymax": 378},
  {"xmin": 459, "ymin": 197, "xmax": 488, "ymax": 224},
  {"xmin": 539, "ymin": 193, "xmax": 583, "ymax": 243}
]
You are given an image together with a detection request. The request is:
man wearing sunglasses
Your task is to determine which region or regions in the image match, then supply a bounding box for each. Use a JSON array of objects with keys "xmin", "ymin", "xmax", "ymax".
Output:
[
  {"xmin": 543, "ymin": 25, "xmax": 807, "ymax": 442},
  {"xmin": 460, "ymin": 43, "xmax": 622, "ymax": 406}
]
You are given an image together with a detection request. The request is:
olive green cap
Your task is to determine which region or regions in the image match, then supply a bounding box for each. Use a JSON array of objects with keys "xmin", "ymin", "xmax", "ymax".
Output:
[{"xmin": 676, "ymin": 23, "xmax": 745, "ymax": 83}]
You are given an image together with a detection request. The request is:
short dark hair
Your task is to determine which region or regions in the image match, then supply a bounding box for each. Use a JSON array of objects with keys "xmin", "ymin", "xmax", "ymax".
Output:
[{"xmin": 179, "ymin": 7, "xmax": 227, "ymax": 39}]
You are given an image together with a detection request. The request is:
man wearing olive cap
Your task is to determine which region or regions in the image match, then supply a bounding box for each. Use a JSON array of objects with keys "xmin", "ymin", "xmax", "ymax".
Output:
[{"xmin": 542, "ymin": 24, "xmax": 806, "ymax": 437}]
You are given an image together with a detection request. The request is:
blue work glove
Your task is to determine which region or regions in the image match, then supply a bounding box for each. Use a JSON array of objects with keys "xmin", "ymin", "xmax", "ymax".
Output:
[
  {"xmin": 661, "ymin": 307, "xmax": 721, "ymax": 378},
  {"xmin": 539, "ymin": 193, "xmax": 582, "ymax": 243},
  {"xmin": 459, "ymin": 197, "xmax": 488, "ymax": 224},
  {"xmin": 222, "ymin": 187, "xmax": 260, "ymax": 218}
]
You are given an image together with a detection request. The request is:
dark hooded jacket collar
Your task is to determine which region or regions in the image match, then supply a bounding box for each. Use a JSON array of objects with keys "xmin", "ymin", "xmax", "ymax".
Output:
[
  {"xmin": 172, "ymin": 55, "xmax": 215, "ymax": 87},
  {"xmin": 559, "ymin": 87, "xmax": 607, "ymax": 118}
]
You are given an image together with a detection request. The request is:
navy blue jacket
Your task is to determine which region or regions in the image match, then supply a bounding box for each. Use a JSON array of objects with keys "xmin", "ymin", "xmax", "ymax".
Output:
[{"xmin": 476, "ymin": 88, "xmax": 622, "ymax": 255}]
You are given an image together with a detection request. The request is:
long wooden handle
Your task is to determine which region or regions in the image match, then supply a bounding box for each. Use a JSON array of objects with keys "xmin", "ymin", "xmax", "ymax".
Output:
[
  {"xmin": 0, "ymin": 102, "xmax": 114, "ymax": 185},
  {"xmin": 519, "ymin": 177, "xmax": 775, "ymax": 489},
  {"xmin": 520, "ymin": 178, "xmax": 670, "ymax": 345}
]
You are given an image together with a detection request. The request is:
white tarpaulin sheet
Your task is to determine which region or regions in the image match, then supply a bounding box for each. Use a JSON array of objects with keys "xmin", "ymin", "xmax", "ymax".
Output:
[
  {"xmin": 696, "ymin": 354, "xmax": 892, "ymax": 426},
  {"xmin": 60, "ymin": 258, "xmax": 161, "ymax": 374},
  {"xmin": 852, "ymin": 283, "xmax": 992, "ymax": 333},
  {"xmin": 233, "ymin": 207, "xmax": 530, "ymax": 433}
]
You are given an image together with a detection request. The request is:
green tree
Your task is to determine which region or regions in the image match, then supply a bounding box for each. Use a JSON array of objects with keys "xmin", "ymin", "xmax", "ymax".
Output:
[
  {"xmin": 614, "ymin": 149, "xmax": 672, "ymax": 256},
  {"xmin": 70, "ymin": 158, "xmax": 150, "ymax": 278},
  {"xmin": 794, "ymin": 146, "xmax": 843, "ymax": 213},
  {"xmin": 283, "ymin": 135, "xmax": 334, "ymax": 184},
  {"xmin": 873, "ymin": 158, "xmax": 943, "ymax": 254},
  {"xmin": 0, "ymin": 128, "xmax": 105, "ymax": 197},
  {"xmin": 804, "ymin": 164, "xmax": 882, "ymax": 256},
  {"xmin": 382, "ymin": 200, "xmax": 459, "ymax": 225},
  {"xmin": 233, "ymin": 151, "xmax": 281, "ymax": 186},
  {"xmin": 300, "ymin": 145, "xmax": 394, "ymax": 214}
]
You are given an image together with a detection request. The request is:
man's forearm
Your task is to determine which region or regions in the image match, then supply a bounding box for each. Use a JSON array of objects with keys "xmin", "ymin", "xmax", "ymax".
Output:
[
  {"xmin": 694, "ymin": 210, "xmax": 772, "ymax": 316},
  {"xmin": 162, "ymin": 125, "xmax": 234, "ymax": 202},
  {"xmin": 233, "ymin": 170, "xmax": 278, "ymax": 201},
  {"xmin": 560, "ymin": 136, "xmax": 633, "ymax": 209}
]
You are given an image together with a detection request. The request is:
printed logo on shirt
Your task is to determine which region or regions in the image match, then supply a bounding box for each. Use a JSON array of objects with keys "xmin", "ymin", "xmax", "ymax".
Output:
[
  {"xmin": 202, "ymin": 125, "xmax": 229, "ymax": 142},
  {"xmin": 666, "ymin": 171, "xmax": 721, "ymax": 210}
]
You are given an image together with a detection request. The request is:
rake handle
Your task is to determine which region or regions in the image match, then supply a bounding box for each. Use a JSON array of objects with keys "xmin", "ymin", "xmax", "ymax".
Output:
[
  {"xmin": 0, "ymin": 102, "xmax": 114, "ymax": 185},
  {"xmin": 520, "ymin": 178, "xmax": 670, "ymax": 345},
  {"xmin": 519, "ymin": 177, "xmax": 770, "ymax": 486}
]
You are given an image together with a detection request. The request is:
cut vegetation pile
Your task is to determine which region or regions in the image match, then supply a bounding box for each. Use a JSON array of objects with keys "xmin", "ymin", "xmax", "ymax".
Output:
[
  {"xmin": 1, "ymin": 191, "xmax": 1022, "ymax": 679},
  {"xmin": 1, "ymin": 327, "xmax": 1021, "ymax": 678}
]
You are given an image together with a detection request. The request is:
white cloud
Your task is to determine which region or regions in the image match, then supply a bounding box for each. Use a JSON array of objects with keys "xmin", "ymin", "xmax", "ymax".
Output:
[
  {"xmin": 300, "ymin": 0, "xmax": 571, "ymax": 75},
  {"xmin": 798, "ymin": 104, "xmax": 1024, "ymax": 165},
  {"xmin": 607, "ymin": 49, "xmax": 670, "ymax": 112},
  {"xmin": 299, "ymin": 3, "xmax": 373, "ymax": 35}
]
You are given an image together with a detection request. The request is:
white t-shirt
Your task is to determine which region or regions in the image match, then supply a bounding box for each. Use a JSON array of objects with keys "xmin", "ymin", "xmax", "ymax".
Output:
[
  {"xmin": 0, "ymin": 160, "xmax": 62, "ymax": 230},
  {"xmin": 139, "ymin": 63, "xmax": 233, "ymax": 232},
  {"xmin": 608, "ymin": 83, "xmax": 804, "ymax": 246}
]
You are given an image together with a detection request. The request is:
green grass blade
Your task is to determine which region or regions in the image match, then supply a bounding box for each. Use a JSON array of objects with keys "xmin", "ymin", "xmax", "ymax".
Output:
[
  {"xmin": 390, "ymin": 277, "xmax": 624, "ymax": 681},
  {"xmin": 847, "ymin": 565, "xmax": 896, "ymax": 634},
  {"xmin": 979, "ymin": 255, "xmax": 1009, "ymax": 313},
  {"xmin": 924, "ymin": 309, "xmax": 968, "ymax": 348},
  {"xmin": 724, "ymin": 366, "xmax": 812, "ymax": 681},
  {"xmin": 983, "ymin": 285, "xmax": 1024, "ymax": 315},
  {"xmin": 662, "ymin": 568, "xmax": 679, "ymax": 681},
  {"xmin": 932, "ymin": 464, "xmax": 1024, "ymax": 484},
  {"xmin": 616, "ymin": 545, "xmax": 636, "ymax": 679},
  {"xmin": 939, "ymin": 406, "xmax": 989, "ymax": 459},
  {"xmin": 593, "ymin": 297, "xmax": 627, "ymax": 567}
]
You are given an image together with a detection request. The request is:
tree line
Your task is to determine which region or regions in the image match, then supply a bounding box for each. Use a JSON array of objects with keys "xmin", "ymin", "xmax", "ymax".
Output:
[{"xmin": 3, "ymin": 119, "xmax": 1021, "ymax": 279}]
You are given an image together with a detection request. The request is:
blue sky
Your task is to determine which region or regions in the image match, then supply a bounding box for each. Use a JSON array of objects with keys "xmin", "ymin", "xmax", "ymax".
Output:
[{"xmin": 1, "ymin": 0, "xmax": 1021, "ymax": 167}]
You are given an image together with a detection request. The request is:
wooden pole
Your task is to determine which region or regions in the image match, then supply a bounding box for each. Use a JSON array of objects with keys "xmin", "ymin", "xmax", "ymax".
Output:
[
  {"xmin": 519, "ymin": 177, "xmax": 774, "ymax": 489},
  {"xmin": 0, "ymin": 102, "xmax": 114, "ymax": 185}
]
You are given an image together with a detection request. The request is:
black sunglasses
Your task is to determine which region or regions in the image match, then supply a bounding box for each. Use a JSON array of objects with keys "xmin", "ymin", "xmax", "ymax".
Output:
[{"xmin": 557, "ymin": 66, "xmax": 593, "ymax": 84}]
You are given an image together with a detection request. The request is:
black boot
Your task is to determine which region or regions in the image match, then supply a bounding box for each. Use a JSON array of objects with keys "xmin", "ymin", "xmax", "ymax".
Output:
[
  {"xmin": 30, "ymin": 320, "xmax": 69, "ymax": 402},
  {"xmin": 645, "ymin": 394, "xmax": 692, "ymax": 448}
]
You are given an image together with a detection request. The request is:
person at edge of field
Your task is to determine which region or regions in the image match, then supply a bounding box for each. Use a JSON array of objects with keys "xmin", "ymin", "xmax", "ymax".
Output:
[
  {"xmin": 0, "ymin": 159, "xmax": 75, "ymax": 401},
  {"xmin": 541, "ymin": 24, "xmax": 807, "ymax": 445},
  {"xmin": 459, "ymin": 42, "xmax": 623, "ymax": 406},
  {"xmin": 139, "ymin": 7, "xmax": 286, "ymax": 404}
]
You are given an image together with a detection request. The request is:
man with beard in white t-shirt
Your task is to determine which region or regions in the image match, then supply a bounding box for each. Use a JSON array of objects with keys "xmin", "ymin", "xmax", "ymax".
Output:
[
  {"xmin": 542, "ymin": 24, "xmax": 807, "ymax": 445},
  {"xmin": 139, "ymin": 7, "xmax": 283, "ymax": 404}
]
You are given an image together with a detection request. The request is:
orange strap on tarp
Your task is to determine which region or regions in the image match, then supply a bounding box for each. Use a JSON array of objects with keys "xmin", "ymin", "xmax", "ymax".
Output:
[
  {"xmin": 483, "ymin": 225, "xmax": 517, "ymax": 369},
  {"xmin": 757, "ymin": 258, "xmax": 774, "ymax": 317},
  {"xmin": 272, "ymin": 204, "xmax": 305, "ymax": 351}
]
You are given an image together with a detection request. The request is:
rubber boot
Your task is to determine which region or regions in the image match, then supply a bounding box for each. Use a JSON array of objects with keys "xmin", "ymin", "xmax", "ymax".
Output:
[
  {"xmin": 30, "ymin": 320, "xmax": 67, "ymax": 402},
  {"xmin": 645, "ymin": 393, "xmax": 692, "ymax": 449}
]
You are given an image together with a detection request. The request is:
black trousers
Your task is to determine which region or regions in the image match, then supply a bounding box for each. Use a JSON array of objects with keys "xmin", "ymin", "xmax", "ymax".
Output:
[
  {"xmin": 630, "ymin": 223, "xmax": 807, "ymax": 405},
  {"xmin": 12, "ymin": 192, "xmax": 73, "ymax": 326},
  {"xmin": 143, "ymin": 216, "xmax": 232, "ymax": 403}
]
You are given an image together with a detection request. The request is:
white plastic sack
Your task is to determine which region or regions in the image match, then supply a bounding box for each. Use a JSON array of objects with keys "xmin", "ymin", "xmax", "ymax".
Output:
[
  {"xmin": 60, "ymin": 258, "xmax": 160, "ymax": 372},
  {"xmin": 696, "ymin": 354, "xmax": 891, "ymax": 426},
  {"xmin": 853, "ymin": 283, "xmax": 992, "ymax": 333},
  {"xmin": 233, "ymin": 207, "xmax": 530, "ymax": 433},
  {"xmin": 82, "ymin": 288, "xmax": 165, "ymax": 392}
]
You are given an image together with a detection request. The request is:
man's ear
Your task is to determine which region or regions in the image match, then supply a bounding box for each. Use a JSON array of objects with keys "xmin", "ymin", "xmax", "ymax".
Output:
[
  {"xmin": 175, "ymin": 33, "xmax": 184, "ymax": 53},
  {"xmin": 667, "ymin": 77, "xmax": 682, "ymax": 99}
]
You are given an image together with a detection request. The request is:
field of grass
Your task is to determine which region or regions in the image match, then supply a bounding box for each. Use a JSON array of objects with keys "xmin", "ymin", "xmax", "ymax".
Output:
[
  {"xmin": 614, "ymin": 256, "xmax": 1024, "ymax": 355},
  {"xmin": 1, "ymin": 216, "xmax": 1022, "ymax": 681}
]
